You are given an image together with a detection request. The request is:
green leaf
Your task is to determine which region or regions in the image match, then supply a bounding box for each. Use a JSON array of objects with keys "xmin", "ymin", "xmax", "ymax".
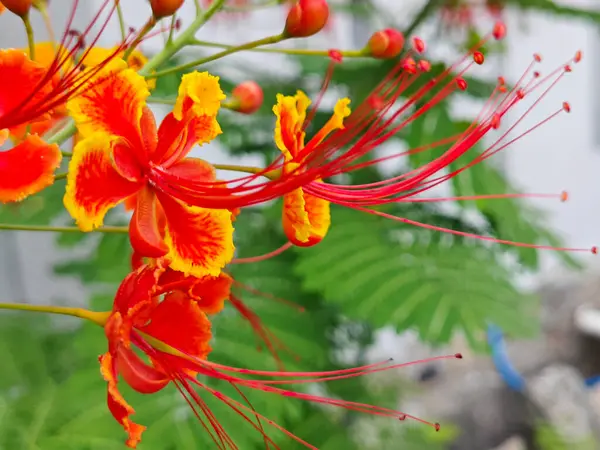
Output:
[{"xmin": 295, "ymin": 207, "xmax": 539, "ymax": 349}]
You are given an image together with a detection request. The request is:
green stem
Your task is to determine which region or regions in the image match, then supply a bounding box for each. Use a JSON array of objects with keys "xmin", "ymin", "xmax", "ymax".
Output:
[
  {"xmin": 213, "ymin": 163, "xmax": 279, "ymax": 180},
  {"xmin": 167, "ymin": 15, "xmax": 177, "ymax": 44},
  {"xmin": 61, "ymin": 150, "xmax": 72, "ymax": 158},
  {"xmin": 148, "ymin": 33, "xmax": 287, "ymax": 79},
  {"xmin": 22, "ymin": 14, "xmax": 35, "ymax": 60},
  {"xmin": 0, "ymin": 224, "xmax": 128, "ymax": 233},
  {"xmin": 139, "ymin": 0, "xmax": 226, "ymax": 75},
  {"xmin": 0, "ymin": 302, "xmax": 110, "ymax": 327},
  {"xmin": 123, "ymin": 17, "xmax": 156, "ymax": 60},
  {"xmin": 190, "ymin": 39, "xmax": 367, "ymax": 58},
  {"xmin": 404, "ymin": 0, "xmax": 440, "ymax": 37},
  {"xmin": 115, "ymin": 0, "xmax": 127, "ymax": 42},
  {"xmin": 54, "ymin": 172, "xmax": 67, "ymax": 181}
]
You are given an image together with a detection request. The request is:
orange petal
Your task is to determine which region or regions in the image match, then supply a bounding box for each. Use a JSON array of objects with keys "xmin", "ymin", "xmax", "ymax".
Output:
[
  {"xmin": 129, "ymin": 186, "xmax": 168, "ymax": 258},
  {"xmin": 138, "ymin": 290, "xmax": 213, "ymax": 360},
  {"xmin": 0, "ymin": 135, "xmax": 61, "ymax": 203},
  {"xmin": 64, "ymin": 133, "xmax": 142, "ymax": 231},
  {"xmin": 0, "ymin": 49, "xmax": 57, "ymax": 130},
  {"xmin": 67, "ymin": 60, "xmax": 150, "ymax": 160},
  {"xmin": 100, "ymin": 352, "xmax": 146, "ymax": 449},
  {"xmin": 155, "ymin": 191, "xmax": 234, "ymax": 277},
  {"xmin": 189, "ymin": 272, "xmax": 232, "ymax": 314},
  {"xmin": 282, "ymin": 186, "xmax": 330, "ymax": 247},
  {"xmin": 153, "ymin": 112, "xmax": 222, "ymax": 167}
]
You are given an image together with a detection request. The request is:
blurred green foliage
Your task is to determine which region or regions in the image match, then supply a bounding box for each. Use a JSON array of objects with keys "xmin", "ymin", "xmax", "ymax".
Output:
[{"xmin": 1, "ymin": 0, "xmax": 598, "ymax": 448}]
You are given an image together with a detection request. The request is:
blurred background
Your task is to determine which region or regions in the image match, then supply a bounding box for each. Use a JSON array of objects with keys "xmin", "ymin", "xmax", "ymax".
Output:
[{"xmin": 2, "ymin": 0, "xmax": 600, "ymax": 448}]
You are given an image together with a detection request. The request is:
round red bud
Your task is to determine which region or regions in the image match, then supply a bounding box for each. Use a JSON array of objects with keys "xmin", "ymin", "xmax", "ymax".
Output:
[
  {"xmin": 284, "ymin": 0, "xmax": 329, "ymax": 38},
  {"xmin": 2, "ymin": 0, "xmax": 33, "ymax": 16},
  {"xmin": 231, "ymin": 81, "xmax": 264, "ymax": 114},
  {"xmin": 367, "ymin": 29, "xmax": 405, "ymax": 59},
  {"xmin": 149, "ymin": 0, "xmax": 184, "ymax": 18}
]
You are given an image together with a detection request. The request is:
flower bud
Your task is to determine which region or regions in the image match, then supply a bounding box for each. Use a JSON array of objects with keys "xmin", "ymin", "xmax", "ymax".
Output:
[
  {"xmin": 284, "ymin": 0, "xmax": 329, "ymax": 38},
  {"xmin": 1, "ymin": 0, "xmax": 33, "ymax": 16},
  {"xmin": 149, "ymin": 0, "xmax": 184, "ymax": 18},
  {"xmin": 366, "ymin": 29, "xmax": 405, "ymax": 59},
  {"xmin": 231, "ymin": 81, "xmax": 264, "ymax": 114}
]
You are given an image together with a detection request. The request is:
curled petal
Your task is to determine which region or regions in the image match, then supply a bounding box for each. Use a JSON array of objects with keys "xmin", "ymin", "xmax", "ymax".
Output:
[
  {"xmin": 283, "ymin": 186, "xmax": 330, "ymax": 247},
  {"xmin": 0, "ymin": 135, "xmax": 61, "ymax": 203},
  {"xmin": 152, "ymin": 112, "xmax": 222, "ymax": 167},
  {"xmin": 306, "ymin": 97, "xmax": 351, "ymax": 148},
  {"xmin": 156, "ymin": 191, "xmax": 234, "ymax": 278},
  {"xmin": 139, "ymin": 290, "xmax": 213, "ymax": 360},
  {"xmin": 64, "ymin": 133, "xmax": 142, "ymax": 231},
  {"xmin": 114, "ymin": 263, "xmax": 164, "ymax": 321},
  {"xmin": 129, "ymin": 186, "xmax": 168, "ymax": 258},
  {"xmin": 273, "ymin": 90, "xmax": 310, "ymax": 159},
  {"xmin": 173, "ymin": 71, "xmax": 225, "ymax": 121},
  {"xmin": 100, "ymin": 352, "xmax": 146, "ymax": 449},
  {"xmin": 67, "ymin": 60, "xmax": 149, "ymax": 158},
  {"xmin": 116, "ymin": 346, "xmax": 170, "ymax": 394}
]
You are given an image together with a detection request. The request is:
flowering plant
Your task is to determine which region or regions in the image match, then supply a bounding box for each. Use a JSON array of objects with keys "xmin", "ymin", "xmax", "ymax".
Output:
[{"xmin": 0, "ymin": 0, "xmax": 598, "ymax": 448}]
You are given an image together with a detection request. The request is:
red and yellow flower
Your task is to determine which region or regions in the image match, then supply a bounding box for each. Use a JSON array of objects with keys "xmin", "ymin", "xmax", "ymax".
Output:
[
  {"xmin": 64, "ymin": 60, "xmax": 234, "ymax": 277},
  {"xmin": 100, "ymin": 261, "xmax": 231, "ymax": 448},
  {"xmin": 99, "ymin": 260, "xmax": 448, "ymax": 448},
  {"xmin": 0, "ymin": 49, "xmax": 62, "ymax": 203},
  {"xmin": 273, "ymin": 90, "xmax": 350, "ymax": 246}
]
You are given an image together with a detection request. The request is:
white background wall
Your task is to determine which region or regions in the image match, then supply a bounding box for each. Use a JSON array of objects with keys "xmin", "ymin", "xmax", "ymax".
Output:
[{"xmin": 1, "ymin": 0, "xmax": 599, "ymax": 305}]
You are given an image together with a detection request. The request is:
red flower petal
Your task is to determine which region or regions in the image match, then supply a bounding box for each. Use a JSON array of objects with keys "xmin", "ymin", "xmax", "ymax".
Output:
[
  {"xmin": 64, "ymin": 133, "xmax": 142, "ymax": 231},
  {"xmin": 0, "ymin": 135, "xmax": 61, "ymax": 203},
  {"xmin": 129, "ymin": 186, "xmax": 168, "ymax": 258},
  {"xmin": 0, "ymin": 49, "xmax": 57, "ymax": 130},
  {"xmin": 100, "ymin": 352, "xmax": 146, "ymax": 449},
  {"xmin": 139, "ymin": 290, "xmax": 213, "ymax": 360},
  {"xmin": 116, "ymin": 346, "xmax": 170, "ymax": 394},
  {"xmin": 189, "ymin": 272, "xmax": 232, "ymax": 314},
  {"xmin": 155, "ymin": 191, "xmax": 234, "ymax": 277},
  {"xmin": 166, "ymin": 157, "xmax": 216, "ymax": 181},
  {"xmin": 152, "ymin": 113, "xmax": 221, "ymax": 167}
]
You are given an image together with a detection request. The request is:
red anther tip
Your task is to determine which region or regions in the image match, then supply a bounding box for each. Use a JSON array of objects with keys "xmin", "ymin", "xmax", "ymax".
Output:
[
  {"xmin": 398, "ymin": 413, "xmax": 407, "ymax": 421},
  {"xmin": 493, "ymin": 22, "xmax": 506, "ymax": 40},
  {"xmin": 533, "ymin": 53, "xmax": 542, "ymax": 63},
  {"xmin": 533, "ymin": 71, "xmax": 540, "ymax": 78},
  {"xmin": 128, "ymin": 26, "xmax": 136, "ymax": 34},
  {"xmin": 434, "ymin": 423, "xmax": 441, "ymax": 432},
  {"xmin": 516, "ymin": 89, "xmax": 525, "ymax": 99},
  {"xmin": 592, "ymin": 246, "xmax": 598, "ymax": 255},
  {"xmin": 574, "ymin": 50, "xmax": 582, "ymax": 63},
  {"xmin": 368, "ymin": 95, "xmax": 384, "ymax": 110},
  {"xmin": 491, "ymin": 114, "xmax": 501, "ymax": 129},
  {"xmin": 328, "ymin": 49, "xmax": 343, "ymax": 63},
  {"xmin": 456, "ymin": 78, "xmax": 467, "ymax": 91},
  {"xmin": 498, "ymin": 76, "xmax": 506, "ymax": 85},
  {"xmin": 499, "ymin": 86, "xmax": 507, "ymax": 93},
  {"xmin": 560, "ymin": 191, "xmax": 569, "ymax": 202},
  {"xmin": 565, "ymin": 65, "xmax": 572, "ymax": 73},
  {"xmin": 175, "ymin": 18, "xmax": 182, "ymax": 30},
  {"xmin": 473, "ymin": 51, "xmax": 484, "ymax": 65},
  {"xmin": 455, "ymin": 353, "xmax": 463, "ymax": 359},
  {"xmin": 562, "ymin": 102, "xmax": 571, "ymax": 113},
  {"xmin": 412, "ymin": 37, "xmax": 426, "ymax": 53},
  {"xmin": 417, "ymin": 60, "xmax": 431, "ymax": 72},
  {"xmin": 402, "ymin": 57, "xmax": 417, "ymax": 74}
]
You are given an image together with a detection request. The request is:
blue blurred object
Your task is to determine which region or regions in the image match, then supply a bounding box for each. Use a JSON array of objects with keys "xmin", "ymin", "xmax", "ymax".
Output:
[{"xmin": 487, "ymin": 325, "xmax": 600, "ymax": 391}]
